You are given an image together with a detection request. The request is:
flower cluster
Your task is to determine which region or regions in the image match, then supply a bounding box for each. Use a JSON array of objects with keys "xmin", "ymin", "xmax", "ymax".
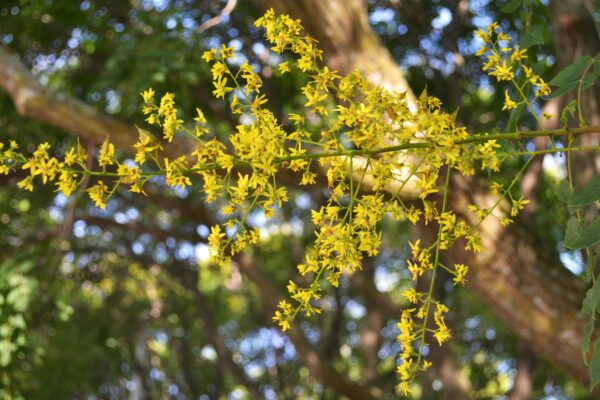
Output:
[
  {"xmin": 0, "ymin": 11, "xmax": 550, "ymax": 396},
  {"xmin": 476, "ymin": 22, "xmax": 551, "ymax": 114}
]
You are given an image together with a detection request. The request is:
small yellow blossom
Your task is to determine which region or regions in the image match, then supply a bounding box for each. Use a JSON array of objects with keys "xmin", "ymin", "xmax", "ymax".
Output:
[
  {"xmin": 88, "ymin": 181, "xmax": 109, "ymax": 209},
  {"xmin": 213, "ymin": 76, "xmax": 232, "ymax": 99},
  {"xmin": 98, "ymin": 138, "xmax": 115, "ymax": 167},
  {"xmin": 490, "ymin": 60, "xmax": 513, "ymax": 81},
  {"xmin": 511, "ymin": 195, "xmax": 530, "ymax": 216},
  {"xmin": 141, "ymin": 88, "xmax": 155, "ymax": 103},
  {"xmin": 510, "ymin": 48, "xmax": 527, "ymax": 62},
  {"xmin": 201, "ymin": 48, "xmax": 217, "ymax": 62},
  {"xmin": 453, "ymin": 264, "xmax": 468, "ymax": 286},
  {"xmin": 502, "ymin": 90, "xmax": 518, "ymax": 111},
  {"xmin": 278, "ymin": 61, "xmax": 291, "ymax": 73}
]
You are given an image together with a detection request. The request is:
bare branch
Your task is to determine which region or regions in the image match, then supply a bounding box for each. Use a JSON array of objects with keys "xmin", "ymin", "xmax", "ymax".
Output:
[{"xmin": 197, "ymin": 0, "xmax": 238, "ymax": 33}]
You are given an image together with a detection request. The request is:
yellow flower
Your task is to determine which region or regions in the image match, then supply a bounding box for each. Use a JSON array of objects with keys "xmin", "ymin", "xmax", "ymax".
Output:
[
  {"xmin": 490, "ymin": 60, "xmax": 513, "ymax": 81},
  {"xmin": 162, "ymin": 112, "xmax": 183, "ymax": 142},
  {"xmin": 141, "ymin": 88, "xmax": 155, "ymax": 103},
  {"xmin": 278, "ymin": 61, "xmax": 291, "ymax": 73},
  {"xmin": 17, "ymin": 176, "xmax": 34, "ymax": 191},
  {"xmin": 117, "ymin": 164, "xmax": 141, "ymax": 184},
  {"xmin": 402, "ymin": 288, "xmax": 419, "ymax": 304},
  {"xmin": 194, "ymin": 107, "xmax": 207, "ymax": 125},
  {"xmin": 208, "ymin": 225, "xmax": 226, "ymax": 252},
  {"xmin": 21, "ymin": 142, "xmax": 62, "ymax": 184},
  {"xmin": 57, "ymin": 170, "xmax": 78, "ymax": 197},
  {"xmin": 522, "ymin": 65, "xmax": 538, "ymax": 84},
  {"xmin": 88, "ymin": 181, "xmax": 109, "ymax": 209},
  {"xmin": 511, "ymin": 195, "xmax": 530, "ymax": 216},
  {"xmin": 497, "ymin": 32, "xmax": 511, "ymax": 42},
  {"xmin": 201, "ymin": 48, "xmax": 217, "ymax": 62},
  {"xmin": 64, "ymin": 144, "xmax": 87, "ymax": 166},
  {"xmin": 453, "ymin": 264, "xmax": 468, "ymax": 286},
  {"xmin": 164, "ymin": 156, "xmax": 191, "ymax": 188},
  {"xmin": 510, "ymin": 48, "xmax": 527, "ymax": 62},
  {"xmin": 487, "ymin": 21, "xmax": 499, "ymax": 33},
  {"xmin": 211, "ymin": 62, "xmax": 227, "ymax": 80},
  {"xmin": 134, "ymin": 131, "xmax": 161, "ymax": 165},
  {"xmin": 502, "ymin": 90, "xmax": 517, "ymax": 111},
  {"xmin": 465, "ymin": 234, "xmax": 481, "ymax": 252},
  {"xmin": 213, "ymin": 76, "xmax": 232, "ymax": 99},
  {"xmin": 158, "ymin": 92, "xmax": 175, "ymax": 116},
  {"xmin": 220, "ymin": 44, "xmax": 234, "ymax": 59},
  {"xmin": 433, "ymin": 326, "xmax": 451, "ymax": 345},
  {"xmin": 98, "ymin": 138, "xmax": 115, "ymax": 167},
  {"xmin": 535, "ymin": 80, "xmax": 551, "ymax": 97},
  {"xmin": 475, "ymin": 28, "xmax": 490, "ymax": 43}
]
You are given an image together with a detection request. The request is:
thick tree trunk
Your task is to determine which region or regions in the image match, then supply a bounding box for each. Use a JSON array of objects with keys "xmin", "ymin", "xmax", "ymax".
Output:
[{"xmin": 258, "ymin": 0, "xmax": 597, "ymax": 390}]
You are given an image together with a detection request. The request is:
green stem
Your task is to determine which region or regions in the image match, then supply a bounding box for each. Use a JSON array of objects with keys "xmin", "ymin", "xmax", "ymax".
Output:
[
  {"xmin": 577, "ymin": 57, "xmax": 596, "ymax": 126},
  {"xmin": 416, "ymin": 164, "xmax": 452, "ymax": 369},
  {"xmin": 16, "ymin": 126, "xmax": 600, "ymax": 185}
]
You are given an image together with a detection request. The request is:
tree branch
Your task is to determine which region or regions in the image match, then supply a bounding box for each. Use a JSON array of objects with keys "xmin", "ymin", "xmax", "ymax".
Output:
[{"xmin": 0, "ymin": 44, "xmax": 189, "ymax": 157}]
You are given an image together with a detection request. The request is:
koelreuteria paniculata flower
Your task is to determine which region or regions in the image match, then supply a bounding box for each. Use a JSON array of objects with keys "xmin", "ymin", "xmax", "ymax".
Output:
[{"xmin": 1, "ymin": 12, "xmax": 578, "ymax": 397}]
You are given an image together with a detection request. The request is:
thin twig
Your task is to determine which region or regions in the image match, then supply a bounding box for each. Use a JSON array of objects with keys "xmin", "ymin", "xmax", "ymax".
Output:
[{"xmin": 197, "ymin": 0, "xmax": 238, "ymax": 33}]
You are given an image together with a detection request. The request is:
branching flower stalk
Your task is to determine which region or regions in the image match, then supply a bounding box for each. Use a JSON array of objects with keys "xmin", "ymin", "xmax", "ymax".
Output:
[{"xmin": 0, "ymin": 12, "xmax": 599, "ymax": 396}]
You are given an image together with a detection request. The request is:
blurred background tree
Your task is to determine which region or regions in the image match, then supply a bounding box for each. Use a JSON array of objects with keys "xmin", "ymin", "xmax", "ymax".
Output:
[{"xmin": 0, "ymin": 0, "xmax": 598, "ymax": 399}]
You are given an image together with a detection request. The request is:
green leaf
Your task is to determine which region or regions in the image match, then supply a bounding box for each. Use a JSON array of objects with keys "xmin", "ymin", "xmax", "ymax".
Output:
[
  {"xmin": 569, "ymin": 176, "xmax": 600, "ymax": 211},
  {"xmin": 582, "ymin": 62, "xmax": 600, "ymax": 91},
  {"xmin": 590, "ymin": 339, "xmax": 600, "ymax": 390},
  {"xmin": 550, "ymin": 55, "xmax": 593, "ymax": 86},
  {"xmin": 549, "ymin": 55, "xmax": 593, "ymax": 98},
  {"xmin": 520, "ymin": 24, "xmax": 545, "ymax": 48},
  {"xmin": 501, "ymin": 0, "xmax": 523, "ymax": 13},
  {"xmin": 560, "ymin": 99, "xmax": 577, "ymax": 125},
  {"xmin": 583, "ymin": 278, "xmax": 600, "ymax": 314},
  {"xmin": 565, "ymin": 217, "xmax": 600, "ymax": 249},
  {"xmin": 583, "ymin": 314, "xmax": 596, "ymax": 364},
  {"xmin": 557, "ymin": 180, "xmax": 571, "ymax": 203}
]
